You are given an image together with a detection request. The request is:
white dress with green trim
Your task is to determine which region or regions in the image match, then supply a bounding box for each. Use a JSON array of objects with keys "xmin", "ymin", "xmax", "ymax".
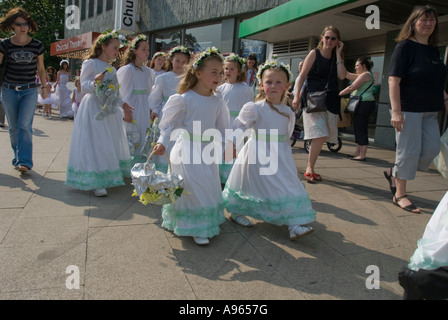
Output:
[
  {"xmin": 117, "ymin": 63, "xmax": 155, "ymax": 162},
  {"xmin": 66, "ymin": 59, "xmax": 132, "ymax": 190},
  {"xmin": 223, "ymin": 100, "xmax": 316, "ymax": 226},
  {"xmin": 216, "ymin": 82, "xmax": 254, "ymax": 183},
  {"xmin": 408, "ymin": 190, "xmax": 448, "ymax": 271},
  {"xmin": 148, "ymin": 71, "xmax": 182, "ymax": 172},
  {"xmin": 157, "ymin": 90, "xmax": 231, "ymax": 238}
]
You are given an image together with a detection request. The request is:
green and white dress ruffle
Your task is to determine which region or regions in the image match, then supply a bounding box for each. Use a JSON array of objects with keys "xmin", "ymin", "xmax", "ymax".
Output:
[
  {"xmin": 223, "ymin": 100, "xmax": 316, "ymax": 226},
  {"xmin": 157, "ymin": 91, "xmax": 230, "ymax": 238},
  {"xmin": 66, "ymin": 59, "xmax": 132, "ymax": 190}
]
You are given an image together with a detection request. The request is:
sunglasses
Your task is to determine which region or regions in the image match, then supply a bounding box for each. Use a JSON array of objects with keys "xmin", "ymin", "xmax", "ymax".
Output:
[
  {"xmin": 324, "ymin": 36, "xmax": 337, "ymax": 41},
  {"xmin": 14, "ymin": 22, "xmax": 29, "ymax": 27}
]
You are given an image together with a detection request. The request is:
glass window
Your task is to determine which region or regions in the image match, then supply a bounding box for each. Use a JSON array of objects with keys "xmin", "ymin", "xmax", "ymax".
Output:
[
  {"xmin": 106, "ymin": 0, "xmax": 113, "ymax": 11},
  {"xmin": 186, "ymin": 24, "xmax": 222, "ymax": 53},
  {"xmin": 154, "ymin": 31, "xmax": 182, "ymax": 52},
  {"xmin": 240, "ymin": 39, "xmax": 267, "ymax": 64},
  {"xmin": 97, "ymin": 0, "xmax": 103, "ymax": 15},
  {"xmin": 88, "ymin": 0, "xmax": 94, "ymax": 18},
  {"xmin": 81, "ymin": 0, "xmax": 86, "ymax": 21}
]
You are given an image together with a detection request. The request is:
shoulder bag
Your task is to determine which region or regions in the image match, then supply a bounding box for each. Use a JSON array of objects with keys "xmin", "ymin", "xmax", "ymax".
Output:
[
  {"xmin": 305, "ymin": 53, "xmax": 334, "ymax": 113},
  {"xmin": 0, "ymin": 39, "xmax": 9, "ymax": 86},
  {"xmin": 345, "ymin": 76, "xmax": 374, "ymax": 114}
]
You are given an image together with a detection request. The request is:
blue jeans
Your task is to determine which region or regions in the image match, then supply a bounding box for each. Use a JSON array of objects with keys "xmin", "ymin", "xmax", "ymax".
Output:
[{"xmin": 1, "ymin": 85, "xmax": 38, "ymax": 169}]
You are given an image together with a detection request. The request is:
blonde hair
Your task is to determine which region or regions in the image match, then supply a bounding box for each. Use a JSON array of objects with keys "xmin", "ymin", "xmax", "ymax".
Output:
[
  {"xmin": 317, "ymin": 26, "xmax": 342, "ymax": 50},
  {"xmin": 224, "ymin": 59, "xmax": 246, "ymax": 83},
  {"xmin": 87, "ymin": 35, "xmax": 118, "ymax": 60},
  {"xmin": 178, "ymin": 53, "xmax": 223, "ymax": 95},
  {"xmin": 395, "ymin": 5, "xmax": 439, "ymax": 46},
  {"xmin": 255, "ymin": 68, "xmax": 290, "ymax": 120}
]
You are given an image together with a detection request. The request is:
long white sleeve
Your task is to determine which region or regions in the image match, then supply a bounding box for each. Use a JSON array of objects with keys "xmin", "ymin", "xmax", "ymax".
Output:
[{"xmin": 157, "ymin": 94, "xmax": 186, "ymax": 147}]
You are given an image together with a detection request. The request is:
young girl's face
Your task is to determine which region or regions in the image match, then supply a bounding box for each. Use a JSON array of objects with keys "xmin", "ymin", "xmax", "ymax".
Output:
[
  {"xmin": 102, "ymin": 39, "xmax": 120, "ymax": 62},
  {"xmin": 260, "ymin": 68, "xmax": 289, "ymax": 104},
  {"xmin": 224, "ymin": 61, "xmax": 240, "ymax": 84},
  {"xmin": 134, "ymin": 41, "xmax": 150, "ymax": 64},
  {"xmin": 172, "ymin": 53, "xmax": 189, "ymax": 74},
  {"xmin": 153, "ymin": 55, "xmax": 165, "ymax": 69},
  {"xmin": 197, "ymin": 58, "xmax": 224, "ymax": 92}
]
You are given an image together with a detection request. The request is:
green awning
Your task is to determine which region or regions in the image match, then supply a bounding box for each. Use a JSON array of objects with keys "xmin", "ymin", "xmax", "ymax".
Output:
[{"xmin": 239, "ymin": 0, "xmax": 359, "ymax": 38}]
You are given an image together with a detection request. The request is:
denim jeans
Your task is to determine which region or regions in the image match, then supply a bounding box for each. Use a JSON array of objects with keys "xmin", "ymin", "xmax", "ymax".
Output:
[{"xmin": 1, "ymin": 85, "xmax": 38, "ymax": 169}]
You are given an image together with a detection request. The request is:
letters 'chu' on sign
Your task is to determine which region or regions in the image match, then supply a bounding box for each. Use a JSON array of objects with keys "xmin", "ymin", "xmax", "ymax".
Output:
[{"xmin": 115, "ymin": 0, "xmax": 139, "ymax": 33}]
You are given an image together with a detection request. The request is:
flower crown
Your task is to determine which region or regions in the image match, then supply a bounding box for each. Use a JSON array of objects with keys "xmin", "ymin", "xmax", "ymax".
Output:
[
  {"xmin": 225, "ymin": 53, "xmax": 246, "ymax": 68},
  {"xmin": 130, "ymin": 34, "xmax": 148, "ymax": 50},
  {"xmin": 97, "ymin": 29, "xmax": 129, "ymax": 48},
  {"xmin": 152, "ymin": 52, "xmax": 165, "ymax": 59},
  {"xmin": 169, "ymin": 46, "xmax": 190, "ymax": 58},
  {"xmin": 257, "ymin": 55, "xmax": 293, "ymax": 82},
  {"xmin": 191, "ymin": 47, "xmax": 223, "ymax": 74}
]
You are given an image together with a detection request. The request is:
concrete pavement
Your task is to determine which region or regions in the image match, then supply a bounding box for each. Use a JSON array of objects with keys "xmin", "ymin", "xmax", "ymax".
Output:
[{"xmin": 1, "ymin": 108, "xmax": 447, "ymax": 300}]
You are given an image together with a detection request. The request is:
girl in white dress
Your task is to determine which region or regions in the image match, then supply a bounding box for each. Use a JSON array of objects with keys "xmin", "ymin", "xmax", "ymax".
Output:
[
  {"xmin": 66, "ymin": 30, "xmax": 133, "ymax": 197},
  {"xmin": 117, "ymin": 35, "xmax": 155, "ymax": 161},
  {"xmin": 148, "ymin": 46, "xmax": 190, "ymax": 172},
  {"xmin": 217, "ymin": 53, "xmax": 254, "ymax": 183},
  {"xmin": 222, "ymin": 58, "xmax": 316, "ymax": 240},
  {"xmin": 152, "ymin": 47, "xmax": 230, "ymax": 246},
  {"xmin": 38, "ymin": 73, "xmax": 58, "ymax": 119},
  {"xmin": 55, "ymin": 60, "xmax": 74, "ymax": 119},
  {"xmin": 71, "ymin": 76, "xmax": 84, "ymax": 119},
  {"xmin": 148, "ymin": 52, "xmax": 166, "ymax": 78}
]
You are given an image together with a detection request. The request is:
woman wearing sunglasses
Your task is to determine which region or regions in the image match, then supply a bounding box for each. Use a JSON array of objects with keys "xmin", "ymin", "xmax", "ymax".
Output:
[
  {"xmin": 292, "ymin": 26, "xmax": 346, "ymax": 183},
  {"xmin": 0, "ymin": 7, "xmax": 47, "ymax": 174}
]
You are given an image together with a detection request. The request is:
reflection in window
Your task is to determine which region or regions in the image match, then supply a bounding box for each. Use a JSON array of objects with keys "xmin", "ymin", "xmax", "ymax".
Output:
[
  {"xmin": 155, "ymin": 31, "xmax": 182, "ymax": 52},
  {"xmin": 186, "ymin": 24, "xmax": 222, "ymax": 53}
]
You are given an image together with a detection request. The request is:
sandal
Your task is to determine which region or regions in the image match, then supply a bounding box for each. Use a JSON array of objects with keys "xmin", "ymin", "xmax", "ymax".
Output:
[
  {"xmin": 383, "ymin": 168, "xmax": 396, "ymax": 196},
  {"xmin": 17, "ymin": 165, "xmax": 29, "ymax": 174},
  {"xmin": 312, "ymin": 173, "xmax": 322, "ymax": 181},
  {"xmin": 304, "ymin": 172, "xmax": 315, "ymax": 183},
  {"xmin": 393, "ymin": 195, "xmax": 421, "ymax": 214}
]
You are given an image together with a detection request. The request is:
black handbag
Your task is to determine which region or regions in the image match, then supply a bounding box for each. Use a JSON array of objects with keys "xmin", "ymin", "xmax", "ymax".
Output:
[
  {"xmin": 0, "ymin": 39, "xmax": 9, "ymax": 86},
  {"xmin": 305, "ymin": 53, "xmax": 334, "ymax": 114},
  {"xmin": 345, "ymin": 80, "xmax": 374, "ymax": 114}
]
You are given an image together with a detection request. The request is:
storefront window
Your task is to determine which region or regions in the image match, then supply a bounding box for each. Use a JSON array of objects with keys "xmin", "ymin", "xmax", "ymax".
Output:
[
  {"xmin": 186, "ymin": 24, "xmax": 222, "ymax": 53},
  {"xmin": 240, "ymin": 39, "xmax": 267, "ymax": 64},
  {"xmin": 154, "ymin": 31, "xmax": 182, "ymax": 53}
]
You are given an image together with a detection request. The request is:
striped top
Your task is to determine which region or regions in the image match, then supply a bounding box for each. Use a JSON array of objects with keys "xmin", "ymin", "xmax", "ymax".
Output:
[{"xmin": 0, "ymin": 38, "xmax": 45, "ymax": 84}]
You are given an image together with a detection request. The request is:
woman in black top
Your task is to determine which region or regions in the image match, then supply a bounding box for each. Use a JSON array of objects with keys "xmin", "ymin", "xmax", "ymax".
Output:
[
  {"xmin": 0, "ymin": 7, "xmax": 48, "ymax": 174},
  {"xmin": 385, "ymin": 5, "xmax": 448, "ymax": 213},
  {"xmin": 292, "ymin": 26, "xmax": 346, "ymax": 183}
]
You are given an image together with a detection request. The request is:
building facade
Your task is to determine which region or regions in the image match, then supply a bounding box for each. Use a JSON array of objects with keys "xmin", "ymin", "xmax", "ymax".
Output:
[{"xmin": 59, "ymin": 0, "xmax": 448, "ymax": 147}]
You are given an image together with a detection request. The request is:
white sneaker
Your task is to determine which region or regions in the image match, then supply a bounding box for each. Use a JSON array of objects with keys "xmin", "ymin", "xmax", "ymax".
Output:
[
  {"xmin": 289, "ymin": 225, "xmax": 313, "ymax": 240},
  {"xmin": 193, "ymin": 237, "xmax": 209, "ymax": 246},
  {"xmin": 93, "ymin": 188, "xmax": 107, "ymax": 197},
  {"xmin": 230, "ymin": 214, "xmax": 254, "ymax": 227}
]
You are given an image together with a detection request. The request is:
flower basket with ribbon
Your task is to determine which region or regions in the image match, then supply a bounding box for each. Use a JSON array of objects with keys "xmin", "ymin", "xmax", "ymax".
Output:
[{"xmin": 131, "ymin": 151, "xmax": 186, "ymax": 205}]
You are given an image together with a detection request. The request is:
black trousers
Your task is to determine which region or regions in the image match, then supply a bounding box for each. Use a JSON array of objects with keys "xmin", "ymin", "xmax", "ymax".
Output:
[{"xmin": 353, "ymin": 101, "xmax": 376, "ymax": 146}]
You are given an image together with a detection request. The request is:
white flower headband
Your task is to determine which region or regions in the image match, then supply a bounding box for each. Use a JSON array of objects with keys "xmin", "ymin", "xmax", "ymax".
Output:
[
  {"xmin": 130, "ymin": 34, "xmax": 148, "ymax": 50},
  {"xmin": 97, "ymin": 29, "xmax": 129, "ymax": 48},
  {"xmin": 225, "ymin": 53, "xmax": 246, "ymax": 68},
  {"xmin": 256, "ymin": 55, "xmax": 293, "ymax": 82},
  {"xmin": 169, "ymin": 46, "xmax": 190, "ymax": 58},
  {"xmin": 191, "ymin": 47, "xmax": 223, "ymax": 74}
]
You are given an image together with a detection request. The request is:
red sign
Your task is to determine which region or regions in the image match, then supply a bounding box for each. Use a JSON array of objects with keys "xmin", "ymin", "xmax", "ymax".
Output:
[{"xmin": 50, "ymin": 32, "xmax": 101, "ymax": 56}]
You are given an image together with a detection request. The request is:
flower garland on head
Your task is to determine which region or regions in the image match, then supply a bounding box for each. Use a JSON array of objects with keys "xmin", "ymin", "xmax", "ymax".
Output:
[
  {"xmin": 225, "ymin": 53, "xmax": 246, "ymax": 68},
  {"xmin": 97, "ymin": 29, "xmax": 129, "ymax": 48},
  {"xmin": 130, "ymin": 34, "xmax": 148, "ymax": 50},
  {"xmin": 256, "ymin": 55, "xmax": 293, "ymax": 83},
  {"xmin": 168, "ymin": 45, "xmax": 190, "ymax": 58},
  {"xmin": 191, "ymin": 46, "xmax": 223, "ymax": 74}
]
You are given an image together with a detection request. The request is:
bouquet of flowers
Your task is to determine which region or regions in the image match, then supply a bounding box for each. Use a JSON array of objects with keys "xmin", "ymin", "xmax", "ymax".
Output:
[
  {"xmin": 140, "ymin": 117, "xmax": 160, "ymax": 159},
  {"xmin": 131, "ymin": 152, "xmax": 186, "ymax": 206},
  {"xmin": 95, "ymin": 67, "xmax": 121, "ymax": 120}
]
